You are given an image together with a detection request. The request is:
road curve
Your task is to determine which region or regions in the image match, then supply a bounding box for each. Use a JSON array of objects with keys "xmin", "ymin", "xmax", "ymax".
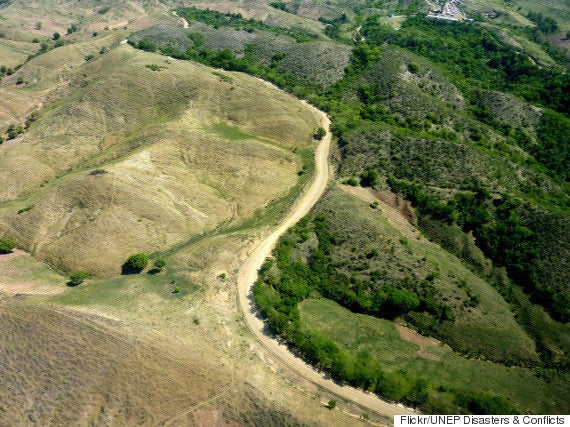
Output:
[{"xmin": 236, "ymin": 102, "xmax": 416, "ymax": 419}]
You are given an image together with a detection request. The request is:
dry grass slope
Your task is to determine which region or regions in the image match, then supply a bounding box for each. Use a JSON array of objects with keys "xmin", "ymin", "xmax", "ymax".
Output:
[{"xmin": 0, "ymin": 44, "xmax": 319, "ymax": 277}]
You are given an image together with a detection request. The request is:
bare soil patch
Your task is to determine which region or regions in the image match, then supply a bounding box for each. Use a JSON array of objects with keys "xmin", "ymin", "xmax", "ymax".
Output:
[{"xmin": 396, "ymin": 324, "xmax": 443, "ymax": 361}]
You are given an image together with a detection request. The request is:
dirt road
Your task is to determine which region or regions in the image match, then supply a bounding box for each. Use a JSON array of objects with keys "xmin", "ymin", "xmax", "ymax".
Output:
[{"xmin": 236, "ymin": 103, "xmax": 416, "ymax": 419}]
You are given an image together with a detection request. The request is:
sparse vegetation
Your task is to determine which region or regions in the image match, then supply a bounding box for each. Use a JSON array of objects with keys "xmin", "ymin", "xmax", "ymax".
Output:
[{"xmin": 145, "ymin": 64, "xmax": 165, "ymax": 71}]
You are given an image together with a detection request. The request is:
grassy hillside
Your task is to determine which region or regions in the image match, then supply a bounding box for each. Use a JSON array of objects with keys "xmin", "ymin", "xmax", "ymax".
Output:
[
  {"xmin": 0, "ymin": 45, "xmax": 319, "ymax": 277},
  {"xmin": 254, "ymin": 184, "xmax": 570, "ymax": 413}
]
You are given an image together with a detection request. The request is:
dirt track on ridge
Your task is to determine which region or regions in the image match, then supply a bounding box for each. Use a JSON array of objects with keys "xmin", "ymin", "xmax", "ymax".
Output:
[{"xmin": 236, "ymin": 102, "xmax": 416, "ymax": 419}]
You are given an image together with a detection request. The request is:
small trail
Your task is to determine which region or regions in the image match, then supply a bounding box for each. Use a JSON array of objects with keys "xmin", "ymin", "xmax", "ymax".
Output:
[
  {"xmin": 172, "ymin": 10, "xmax": 189, "ymax": 28},
  {"xmin": 236, "ymin": 101, "xmax": 416, "ymax": 419}
]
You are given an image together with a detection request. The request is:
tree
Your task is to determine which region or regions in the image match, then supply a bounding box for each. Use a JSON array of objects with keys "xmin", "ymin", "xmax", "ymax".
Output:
[
  {"xmin": 68, "ymin": 271, "xmax": 89, "ymax": 286},
  {"xmin": 0, "ymin": 238, "xmax": 16, "ymax": 254},
  {"xmin": 53, "ymin": 32, "xmax": 61, "ymax": 40},
  {"xmin": 327, "ymin": 400, "xmax": 337, "ymax": 409},
  {"xmin": 121, "ymin": 253, "xmax": 148, "ymax": 274},
  {"xmin": 314, "ymin": 126, "xmax": 327, "ymax": 140}
]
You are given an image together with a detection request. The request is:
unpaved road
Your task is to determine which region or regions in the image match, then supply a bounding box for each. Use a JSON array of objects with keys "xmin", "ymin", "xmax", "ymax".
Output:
[{"xmin": 236, "ymin": 103, "xmax": 416, "ymax": 419}]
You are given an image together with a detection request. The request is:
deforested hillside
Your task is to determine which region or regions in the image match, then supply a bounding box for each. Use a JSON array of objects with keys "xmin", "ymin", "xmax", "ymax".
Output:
[{"xmin": 0, "ymin": 44, "xmax": 319, "ymax": 277}]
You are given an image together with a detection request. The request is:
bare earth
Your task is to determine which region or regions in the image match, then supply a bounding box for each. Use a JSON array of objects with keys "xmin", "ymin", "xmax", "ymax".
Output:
[{"xmin": 236, "ymin": 103, "xmax": 417, "ymax": 418}]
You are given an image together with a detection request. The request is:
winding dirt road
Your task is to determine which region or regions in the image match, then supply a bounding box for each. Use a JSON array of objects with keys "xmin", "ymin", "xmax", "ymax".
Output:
[{"xmin": 236, "ymin": 103, "xmax": 416, "ymax": 419}]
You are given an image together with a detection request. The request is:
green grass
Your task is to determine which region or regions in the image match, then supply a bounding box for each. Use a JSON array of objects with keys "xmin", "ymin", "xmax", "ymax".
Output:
[
  {"xmin": 210, "ymin": 122, "xmax": 254, "ymax": 141},
  {"xmin": 53, "ymin": 269, "xmax": 197, "ymax": 309},
  {"xmin": 299, "ymin": 298, "xmax": 570, "ymax": 414}
]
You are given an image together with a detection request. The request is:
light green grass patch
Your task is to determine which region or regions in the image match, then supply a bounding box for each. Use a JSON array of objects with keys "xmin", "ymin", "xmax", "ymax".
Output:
[{"xmin": 300, "ymin": 298, "xmax": 570, "ymax": 414}]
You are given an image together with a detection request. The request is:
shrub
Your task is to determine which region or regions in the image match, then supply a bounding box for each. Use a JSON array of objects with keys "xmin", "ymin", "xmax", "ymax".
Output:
[
  {"xmin": 121, "ymin": 253, "xmax": 148, "ymax": 274},
  {"xmin": 327, "ymin": 400, "xmax": 336, "ymax": 409},
  {"xmin": 0, "ymin": 238, "xmax": 17, "ymax": 254},
  {"xmin": 145, "ymin": 64, "xmax": 165, "ymax": 71},
  {"xmin": 314, "ymin": 126, "xmax": 327, "ymax": 140},
  {"xmin": 173, "ymin": 286, "xmax": 181, "ymax": 293},
  {"xmin": 360, "ymin": 169, "xmax": 379, "ymax": 187},
  {"xmin": 68, "ymin": 271, "xmax": 89, "ymax": 286},
  {"xmin": 343, "ymin": 177, "xmax": 359, "ymax": 186},
  {"xmin": 52, "ymin": 32, "xmax": 61, "ymax": 40},
  {"xmin": 153, "ymin": 258, "xmax": 166, "ymax": 269},
  {"xmin": 407, "ymin": 61, "xmax": 420, "ymax": 73}
]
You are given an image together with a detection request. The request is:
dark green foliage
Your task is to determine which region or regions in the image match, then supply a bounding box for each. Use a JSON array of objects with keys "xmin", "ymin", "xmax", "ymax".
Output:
[
  {"xmin": 0, "ymin": 238, "xmax": 17, "ymax": 254},
  {"xmin": 68, "ymin": 271, "xmax": 89, "ymax": 286},
  {"xmin": 132, "ymin": 38, "xmax": 156, "ymax": 52},
  {"xmin": 121, "ymin": 253, "xmax": 148, "ymax": 274},
  {"xmin": 359, "ymin": 169, "xmax": 378, "ymax": 187},
  {"xmin": 270, "ymin": 2, "xmax": 289, "ymax": 12},
  {"xmin": 454, "ymin": 391, "xmax": 519, "ymax": 415},
  {"xmin": 533, "ymin": 109, "xmax": 570, "ymax": 181},
  {"xmin": 526, "ymin": 12, "xmax": 559, "ymax": 35},
  {"xmin": 6, "ymin": 124, "xmax": 24, "ymax": 140},
  {"xmin": 84, "ymin": 54, "xmax": 95, "ymax": 61},
  {"xmin": 66, "ymin": 24, "xmax": 78, "ymax": 35},
  {"xmin": 17, "ymin": 205, "xmax": 33, "ymax": 214},
  {"xmin": 361, "ymin": 17, "xmax": 569, "ymax": 114},
  {"xmin": 176, "ymin": 7, "xmax": 318, "ymax": 43},
  {"xmin": 314, "ymin": 126, "xmax": 327, "ymax": 140},
  {"xmin": 52, "ymin": 32, "xmax": 60, "ymax": 40},
  {"xmin": 343, "ymin": 177, "xmax": 358, "ymax": 186},
  {"xmin": 97, "ymin": 6, "xmax": 110, "ymax": 14}
]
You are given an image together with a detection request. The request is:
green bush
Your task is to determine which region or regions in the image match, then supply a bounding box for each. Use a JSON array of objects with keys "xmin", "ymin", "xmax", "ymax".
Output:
[
  {"xmin": 407, "ymin": 61, "xmax": 420, "ymax": 73},
  {"xmin": 314, "ymin": 126, "xmax": 327, "ymax": 140},
  {"xmin": 68, "ymin": 271, "xmax": 89, "ymax": 286},
  {"xmin": 121, "ymin": 253, "xmax": 148, "ymax": 274},
  {"xmin": 153, "ymin": 258, "xmax": 166, "ymax": 269},
  {"xmin": 360, "ymin": 169, "xmax": 379, "ymax": 188},
  {"xmin": 0, "ymin": 238, "xmax": 17, "ymax": 254}
]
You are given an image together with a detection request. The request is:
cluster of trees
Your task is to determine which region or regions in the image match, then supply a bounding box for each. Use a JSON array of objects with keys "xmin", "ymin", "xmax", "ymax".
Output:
[
  {"xmin": 526, "ymin": 11, "xmax": 559, "ymax": 35},
  {"xmin": 254, "ymin": 217, "xmax": 516, "ymax": 413},
  {"xmin": 361, "ymin": 17, "xmax": 569, "ymax": 114},
  {"xmin": 176, "ymin": 7, "xmax": 318, "ymax": 42},
  {"xmin": 387, "ymin": 175, "xmax": 569, "ymax": 323}
]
